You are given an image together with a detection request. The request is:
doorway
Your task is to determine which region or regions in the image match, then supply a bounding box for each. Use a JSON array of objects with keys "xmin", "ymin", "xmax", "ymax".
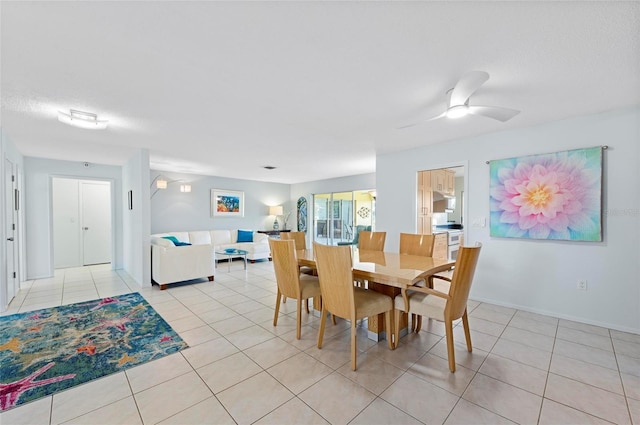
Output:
[
  {"xmin": 416, "ymin": 166, "xmax": 465, "ymax": 233},
  {"xmin": 52, "ymin": 178, "xmax": 112, "ymax": 268}
]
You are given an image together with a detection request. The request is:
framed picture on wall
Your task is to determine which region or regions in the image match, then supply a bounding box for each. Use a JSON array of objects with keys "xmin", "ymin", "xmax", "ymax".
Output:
[
  {"xmin": 489, "ymin": 146, "xmax": 603, "ymax": 241},
  {"xmin": 211, "ymin": 189, "xmax": 244, "ymax": 217}
]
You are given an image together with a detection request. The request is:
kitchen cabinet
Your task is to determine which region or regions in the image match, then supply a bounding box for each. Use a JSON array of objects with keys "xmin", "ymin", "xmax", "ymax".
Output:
[
  {"xmin": 433, "ymin": 233, "xmax": 448, "ymax": 259},
  {"xmin": 431, "ymin": 169, "xmax": 455, "ymax": 196},
  {"xmin": 417, "ymin": 171, "xmax": 432, "ymax": 235},
  {"xmin": 431, "ymin": 169, "xmax": 446, "ymax": 193},
  {"xmin": 445, "ymin": 170, "xmax": 455, "ymax": 196}
]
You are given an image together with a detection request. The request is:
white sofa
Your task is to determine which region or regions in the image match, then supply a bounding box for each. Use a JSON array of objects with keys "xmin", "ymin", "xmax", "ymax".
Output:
[
  {"xmin": 150, "ymin": 238, "xmax": 214, "ymax": 290},
  {"xmin": 150, "ymin": 230, "xmax": 271, "ymax": 289}
]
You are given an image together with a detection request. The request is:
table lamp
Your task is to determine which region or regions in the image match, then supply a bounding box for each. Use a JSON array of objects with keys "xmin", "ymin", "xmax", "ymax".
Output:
[{"xmin": 269, "ymin": 206, "xmax": 283, "ymax": 230}]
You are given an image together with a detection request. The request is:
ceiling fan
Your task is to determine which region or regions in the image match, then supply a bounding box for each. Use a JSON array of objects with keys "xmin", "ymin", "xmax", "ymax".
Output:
[{"xmin": 399, "ymin": 71, "xmax": 520, "ymax": 129}]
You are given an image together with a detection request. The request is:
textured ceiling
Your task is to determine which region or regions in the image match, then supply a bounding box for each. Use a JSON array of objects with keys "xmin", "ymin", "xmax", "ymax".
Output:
[{"xmin": 2, "ymin": 1, "xmax": 639, "ymax": 183}]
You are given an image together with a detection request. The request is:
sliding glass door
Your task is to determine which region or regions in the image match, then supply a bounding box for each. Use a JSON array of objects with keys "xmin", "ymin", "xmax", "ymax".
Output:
[{"xmin": 313, "ymin": 190, "xmax": 375, "ymax": 245}]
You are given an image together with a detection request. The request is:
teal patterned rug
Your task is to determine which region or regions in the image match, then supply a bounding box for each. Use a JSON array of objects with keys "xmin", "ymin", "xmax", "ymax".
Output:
[{"xmin": 0, "ymin": 293, "xmax": 187, "ymax": 411}]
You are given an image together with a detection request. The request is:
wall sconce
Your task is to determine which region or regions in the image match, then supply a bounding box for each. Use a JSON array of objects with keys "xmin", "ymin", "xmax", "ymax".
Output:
[
  {"xmin": 150, "ymin": 175, "xmax": 191, "ymax": 198},
  {"xmin": 269, "ymin": 205, "xmax": 283, "ymax": 230},
  {"xmin": 156, "ymin": 178, "xmax": 168, "ymax": 189}
]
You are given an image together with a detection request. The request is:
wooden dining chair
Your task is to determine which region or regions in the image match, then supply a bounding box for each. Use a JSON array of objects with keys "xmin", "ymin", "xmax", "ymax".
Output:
[
  {"xmin": 280, "ymin": 231, "xmax": 315, "ymax": 311},
  {"xmin": 280, "ymin": 231, "xmax": 306, "ymax": 249},
  {"xmin": 399, "ymin": 233, "xmax": 436, "ymax": 331},
  {"xmin": 358, "ymin": 231, "xmax": 386, "ymax": 251},
  {"xmin": 355, "ymin": 231, "xmax": 386, "ymax": 291},
  {"xmin": 313, "ymin": 242, "xmax": 394, "ymax": 371},
  {"xmin": 399, "ymin": 233, "xmax": 435, "ymax": 257},
  {"xmin": 269, "ymin": 239, "xmax": 322, "ymax": 339},
  {"xmin": 393, "ymin": 243, "xmax": 481, "ymax": 372}
]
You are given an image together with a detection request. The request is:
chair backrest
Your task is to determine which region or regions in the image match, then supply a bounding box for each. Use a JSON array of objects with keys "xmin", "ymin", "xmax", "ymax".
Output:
[
  {"xmin": 399, "ymin": 233, "xmax": 435, "ymax": 257},
  {"xmin": 269, "ymin": 239, "xmax": 301, "ymax": 299},
  {"xmin": 358, "ymin": 231, "xmax": 386, "ymax": 251},
  {"xmin": 280, "ymin": 231, "xmax": 306, "ymax": 250},
  {"xmin": 313, "ymin": 242, "xmax": 355, "ymax": 319},
  {"xmin": 446, "ymin": 243, "xmax": 482, "ymax": 320}
]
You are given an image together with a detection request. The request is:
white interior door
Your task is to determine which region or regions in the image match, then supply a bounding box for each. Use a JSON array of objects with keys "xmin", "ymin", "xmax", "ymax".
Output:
[
  {"xmin": 81, "ymin": 181, "xmax": 111, "ymax": 265},
  {"xmin": 53, "ymin": 178, "xmax": 82, "ymax": 268},
  {"xmin": 4, "ymin": 159, "xmax": 18, "ymax": 306}
]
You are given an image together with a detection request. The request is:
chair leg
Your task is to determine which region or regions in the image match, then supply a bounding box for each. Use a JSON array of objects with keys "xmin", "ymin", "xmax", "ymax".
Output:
[
  {"xmin": 445, "ymin": 319, "xmax": 456, "ymax": 372},
  {"xmin": 317, "ymin": 306, "xmax": 327, "ymax": 349},
  {"xmin": 351, "ymin": 321, "xmax": 357, "ymax": 371},
  {"xmin": 462, "ymin": 309, "xmax": 473, "ymax": 352},
  {"xmin": 283, "ymin": 296, "xmax": 287, "ymax": 303},
  {"xmin": 305, "ymin": 299, "xmax": 310, "ymax": 314},
  {"xmin": 331, "ymin": 314, "xmax": 337, "ymax": 325},
  {"xmin": 273, "ymin": 291, "xmax": 282, "ymax": 326},
  {"xmin": 415, "ymin": 315, "xmax": 422, "ymax": 332},
  {"xmin": 385, "ymin": 311, "xmax": 393, "ymax": 350},
  {"xmin": 393, "ymin": 309, "xmax": 400, "ymax": 348},
  {"xmin": 296, "ymin": 298, "xmax": 302, "ymax": 340}
]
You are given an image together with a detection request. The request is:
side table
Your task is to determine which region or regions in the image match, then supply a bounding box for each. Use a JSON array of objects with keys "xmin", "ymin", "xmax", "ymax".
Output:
[
  {"xmin": 215, "ymin": 249, "xmax": 248, "ymax": 271},
  {"xmin": 257, "ymin": 230, "xmax": 291, "ymax": 239}
]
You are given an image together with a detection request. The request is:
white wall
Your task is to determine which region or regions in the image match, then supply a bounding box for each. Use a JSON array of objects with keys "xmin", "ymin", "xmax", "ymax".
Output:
[
  {"xmin": 377, "ymin": 107, "xmax": 640, "ymax": 333},
  {"xmin": 24, "ymin": 158, "xmax": 123, "ymax": 279},
  {"xmin": 123, "ymin": 150, "xmax": 150, "ymax": 287},
  {"xmin": 150, "ymin": 171, "xmax": 290, "ymax": 234},
  {"xmin": 291, "ymin": 173, "xmax": 376, "ymax": 201}
]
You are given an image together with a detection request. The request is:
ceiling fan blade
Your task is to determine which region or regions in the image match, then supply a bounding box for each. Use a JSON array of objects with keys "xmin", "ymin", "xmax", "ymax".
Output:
[
  {"xmin": 467, "ymin": 105, "xmax": 520, "ymax": 122},
  {"xmin": 397, "ymin": 111, "xmax": 446, "ymax": 129},
  {"xmin": 449, "ymin": 71, "xmax": 490, "ymax": 107}
]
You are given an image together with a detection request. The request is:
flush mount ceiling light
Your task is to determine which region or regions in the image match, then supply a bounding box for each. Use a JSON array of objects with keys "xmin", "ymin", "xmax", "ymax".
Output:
[{"xmin": 58, "ymin": 109, "xmax": 109, "ymax": 130}]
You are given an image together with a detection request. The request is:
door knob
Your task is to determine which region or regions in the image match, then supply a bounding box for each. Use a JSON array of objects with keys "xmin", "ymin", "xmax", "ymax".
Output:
[
  {"xmin": 83, "ymin": 227, "xmax": 89, "ymax": 230},
  {"xmin": 7, "ymin": 237, "xmax": 14, "ymax": 241}
]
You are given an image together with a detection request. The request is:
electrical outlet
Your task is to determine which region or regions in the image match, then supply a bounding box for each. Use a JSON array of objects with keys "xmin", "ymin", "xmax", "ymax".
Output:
[{"xmin": 577, "ymin": 280, "xmax": 587, "ymax": 290}]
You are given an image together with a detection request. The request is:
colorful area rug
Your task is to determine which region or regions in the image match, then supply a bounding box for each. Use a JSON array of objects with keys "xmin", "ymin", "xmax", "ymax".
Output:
[{"xmin": 0, "ymin": 293, "xmax": 187, "ymax": 411}]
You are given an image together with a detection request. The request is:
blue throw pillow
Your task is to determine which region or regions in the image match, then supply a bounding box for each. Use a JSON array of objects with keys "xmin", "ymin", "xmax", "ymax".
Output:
[
  {"xmin": 162, "ymin": 236, "xmax": 191, "ymax": 246},
  {"xmin": 237, "ymin": 230, "xmax": 253, "ymax": 243}
]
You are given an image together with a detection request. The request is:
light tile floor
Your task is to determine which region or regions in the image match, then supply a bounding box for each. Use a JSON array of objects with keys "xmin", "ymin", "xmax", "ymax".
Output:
[{"xmin": 1, "ymin": 262, "xmax": 639, "ymax": 424}]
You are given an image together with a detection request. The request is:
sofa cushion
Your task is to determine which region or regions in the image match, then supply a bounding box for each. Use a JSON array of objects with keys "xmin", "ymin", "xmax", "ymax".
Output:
[
  {"xmin": 211, "ymin": 230, "xmax": 233, "ymax": 245},
  {"xmin": 237, "ymin": 230, "xmax": 253, "ymax": 243},
  {"xmin": 188, "ymin": 231, "xmax": 212, "ymax": 245}
]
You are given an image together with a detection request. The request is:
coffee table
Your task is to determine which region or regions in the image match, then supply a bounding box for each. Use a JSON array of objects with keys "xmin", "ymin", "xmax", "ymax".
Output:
[{"xmin": 215, "ymin": 249, "xmax": 248, "ymax": 271}]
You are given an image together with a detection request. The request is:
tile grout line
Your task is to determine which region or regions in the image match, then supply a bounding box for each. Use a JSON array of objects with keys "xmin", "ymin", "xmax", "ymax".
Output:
[{"xmin": 609, "ymin": 328, "xmax": 635, "ymax": 424}]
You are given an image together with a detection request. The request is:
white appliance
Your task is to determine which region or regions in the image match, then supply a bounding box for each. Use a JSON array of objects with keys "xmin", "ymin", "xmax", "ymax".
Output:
[{"xmin": 446, "ymin": 230, "xmax": 462, "ymax": 262}]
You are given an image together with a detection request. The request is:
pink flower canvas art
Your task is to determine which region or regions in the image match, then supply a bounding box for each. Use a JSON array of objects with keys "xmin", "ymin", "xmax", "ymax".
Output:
[{"xmin": 490, "ymin": 147, "xmax": 602, "ymax": 241}]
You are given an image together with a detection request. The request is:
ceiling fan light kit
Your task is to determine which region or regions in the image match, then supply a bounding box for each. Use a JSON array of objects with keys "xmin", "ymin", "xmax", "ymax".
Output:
[
  {"xmin": 58, "ymin": 109, "xmax": 109, "ymax": 130},
  {"xmin": 446, "ymin": 105, "xmax": 469, "ymax": 119},
  {"xmin": 400, "ymin": 70, "xmax": 520, "ymax": 129}
]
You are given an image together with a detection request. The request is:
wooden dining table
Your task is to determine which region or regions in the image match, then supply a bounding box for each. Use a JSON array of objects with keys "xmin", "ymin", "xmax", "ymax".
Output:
[{"xmin": 296, "ymin": 248, "xmax": 456, "ymax": 341}]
